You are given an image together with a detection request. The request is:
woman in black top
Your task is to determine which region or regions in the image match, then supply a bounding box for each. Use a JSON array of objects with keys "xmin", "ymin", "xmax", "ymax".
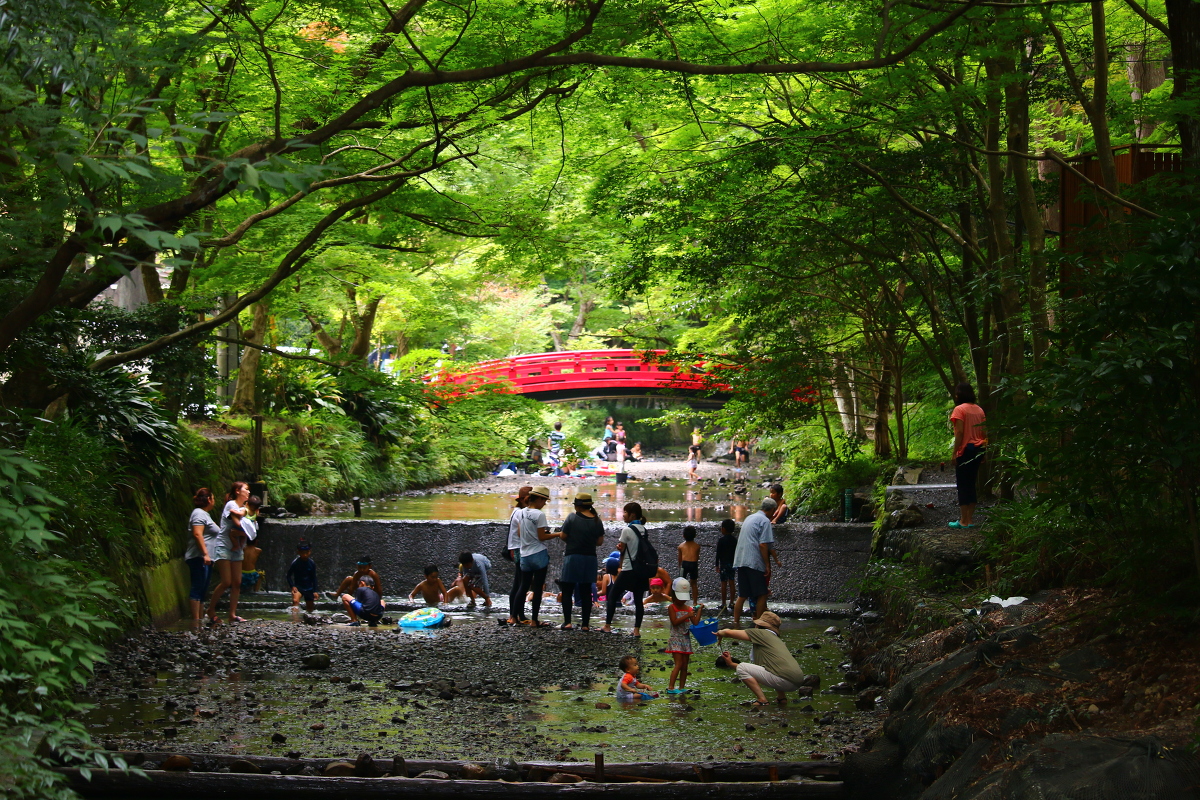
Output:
[{"xmin": 557, "ymin": 492, "xmax": 605, "ymax": 630}]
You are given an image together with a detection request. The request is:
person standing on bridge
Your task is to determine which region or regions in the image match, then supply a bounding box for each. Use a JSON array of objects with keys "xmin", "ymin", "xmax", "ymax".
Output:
[
  {"xmin": 733, "ymin": 497, "xmax": 776, "ymax": 625},
  {"xmin": 547, "ymin": 422, "xmax": 567, "ymax": 475}
]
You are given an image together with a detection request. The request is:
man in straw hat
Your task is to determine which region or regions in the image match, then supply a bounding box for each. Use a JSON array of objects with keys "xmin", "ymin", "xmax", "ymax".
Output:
[{"xmin": 716, "ymin": 611, "xmax": 818, "ymax": 706}]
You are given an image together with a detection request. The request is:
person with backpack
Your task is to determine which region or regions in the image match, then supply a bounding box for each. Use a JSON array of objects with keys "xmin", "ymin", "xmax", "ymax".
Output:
[{"xmin": 602, "ymin": 502, "xmax": 657, "ymax": 636}]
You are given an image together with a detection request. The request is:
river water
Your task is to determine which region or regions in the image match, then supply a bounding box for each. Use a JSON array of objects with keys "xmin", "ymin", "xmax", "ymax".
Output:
[{"xmin": 80, "ymin": 464, "xmax": 877, "ymax": 764}]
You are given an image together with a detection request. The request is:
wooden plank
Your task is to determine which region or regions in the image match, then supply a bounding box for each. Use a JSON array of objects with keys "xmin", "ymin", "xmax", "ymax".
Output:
[{"xmin": 57, "ymin": 769, "xmax": 847, "ymax": 799}]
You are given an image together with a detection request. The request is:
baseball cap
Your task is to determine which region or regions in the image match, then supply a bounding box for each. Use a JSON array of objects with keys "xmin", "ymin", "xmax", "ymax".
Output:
[
  {"xmin": 671, "ymin": 577, "xmax": 691, "ymax": 601},
  {"xmin": 297, "ymin": 540, "xmax": 311, "ymax": 550},
  {"xmin": 357, "ymin": 555, "xmax": 372, "ymax": 565}
]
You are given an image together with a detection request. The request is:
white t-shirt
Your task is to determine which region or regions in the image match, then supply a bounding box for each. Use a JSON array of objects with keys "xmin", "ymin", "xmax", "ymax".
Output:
[
  {"xmin": 618, "ymin": 524, "xmax": 643, "ymax": 571},
  {"xmin": 519, "ymin": 506, "xmax": 551, "ymax": 557},
  {"xmin": 241, "ymin": 514, "xmax": 258, "ymax": 542},
  {"xmin": 218, "ymin": 500, "xmax": 242, "ymax": 549},
  {"xmin": 507, "ymin": 507, "xmax": 523, "ymax": 551}
]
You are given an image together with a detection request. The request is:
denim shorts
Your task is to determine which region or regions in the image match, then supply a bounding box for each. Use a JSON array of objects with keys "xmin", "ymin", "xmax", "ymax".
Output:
[{"xmin": 520, "ymin": 548, "xmax": 549, "ymax": 572}]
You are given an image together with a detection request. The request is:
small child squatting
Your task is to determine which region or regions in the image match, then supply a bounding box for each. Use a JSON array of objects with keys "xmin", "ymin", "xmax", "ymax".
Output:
[{"xmin": 341, "ymin": 575, "xmax": 386, "ymax": 626}]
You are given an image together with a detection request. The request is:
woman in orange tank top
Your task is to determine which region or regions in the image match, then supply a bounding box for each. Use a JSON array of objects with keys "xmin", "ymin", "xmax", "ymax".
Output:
[{"xmin": 949, "ymin": 383, "xmax": 987, "ymax": 528}]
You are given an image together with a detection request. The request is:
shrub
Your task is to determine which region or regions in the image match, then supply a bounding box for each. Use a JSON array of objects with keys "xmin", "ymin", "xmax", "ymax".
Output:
[{"xmin": 0, "ymin": 450, "xmax": 132, "ymax": 798}]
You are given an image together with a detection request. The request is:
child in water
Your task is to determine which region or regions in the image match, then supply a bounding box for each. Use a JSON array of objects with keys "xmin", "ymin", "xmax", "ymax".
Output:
[
  {"xmin": 665, "ymin": 578, "xmax": 704, "ymax": 694},
  {"xmin": 409, "ymin": 564, "xmax": 448, "ymax": 606},
  {"xmin": 616, "ymin": 655, "xmax": 658, "ymax": 701}
]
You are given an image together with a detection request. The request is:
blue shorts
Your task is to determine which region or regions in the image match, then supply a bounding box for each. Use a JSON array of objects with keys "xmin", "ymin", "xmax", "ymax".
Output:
[{"xmin": 350, "ymin": 600, "xmax": 382, "ymax": 623}]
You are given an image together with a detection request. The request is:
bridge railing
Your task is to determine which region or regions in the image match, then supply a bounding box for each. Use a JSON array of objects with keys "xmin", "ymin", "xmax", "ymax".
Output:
[{"xmin": 433, "ymin": 349, "xmax": 713, "ymax": 394}]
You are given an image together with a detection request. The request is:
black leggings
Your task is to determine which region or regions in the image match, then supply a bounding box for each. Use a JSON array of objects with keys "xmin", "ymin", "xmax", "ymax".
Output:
[
  {"xmin": 508, "ymin": 553, "xmax": 524, "ymax": 620},
  {"xmin": 517, "ymin": 563, "xmax": 549, "ymax": 622},
  {"xmin": 956, "ymin": 444, "xmax": 985, "ymax": 506},
  {"xmin": 605, "ymin": 571, "xmax": 647, "ymax": 628},
  {"xmin": 560, "ymin": 583, "xmax": 593, "ymax": 628}
]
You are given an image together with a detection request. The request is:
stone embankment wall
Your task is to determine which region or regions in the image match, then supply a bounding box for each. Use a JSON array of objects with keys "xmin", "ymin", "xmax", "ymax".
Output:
[{"xmin": 256, "ymin": 519, "xmax": 873, "ymax": 603}]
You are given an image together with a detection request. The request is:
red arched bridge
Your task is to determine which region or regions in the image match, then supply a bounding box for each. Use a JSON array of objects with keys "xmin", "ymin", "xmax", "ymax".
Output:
[{"xmin": 430, "ymin": 350, "xmax": 730, "ymax": 406}]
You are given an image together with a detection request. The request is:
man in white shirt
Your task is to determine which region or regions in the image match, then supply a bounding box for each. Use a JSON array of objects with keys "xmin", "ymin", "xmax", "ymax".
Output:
[{"xmin": 733, "ymin": 497, "xmax": 776, "ymax": 625}]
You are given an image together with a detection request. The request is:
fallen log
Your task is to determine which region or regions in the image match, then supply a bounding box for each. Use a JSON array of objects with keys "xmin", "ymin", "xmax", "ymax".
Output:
[
  {"xmin": 105, "ymin": 751, "xmax": 841, "ymax": 782},
  {"xmin": 57, "ymin": 769, "xmax": 847, "ymax": 798}
]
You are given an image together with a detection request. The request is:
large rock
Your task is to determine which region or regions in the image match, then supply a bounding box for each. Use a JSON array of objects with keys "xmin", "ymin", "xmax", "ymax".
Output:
[
  {"xmin": 302, "ymin": 653, "xmax": 330, "ymax": 670},
  {"xmin": 284, "ymin": 493, "xmax": 328, "ymax": 515}
]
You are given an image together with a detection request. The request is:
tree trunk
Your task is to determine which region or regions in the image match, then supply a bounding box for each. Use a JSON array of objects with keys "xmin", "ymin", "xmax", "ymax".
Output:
[
  {"xmin": 872, "ymin": 348, "xmax": 892, "ymax": 460},
  {"xmin": 347, "ymin": 296, "xmax": 383, "ymax": 360},
  {"xmin": 1005, "ymin": 44, "xmax": 1050, "ymax": 367},
  {"xmin": 230, "ymin": 300, "xmax": 270, "ymax": 414},
  {"xmin": 1166, "ymin": 0, "xmax": 1200, "ymax": 164},
  {"xmin": 830, "ymin": 354, "xmax": 857, "ymax": 437},
  {"xmin": 567, "ymin": 298, "xmax": 595, "ymax": 343},
  {"xmin": 140, "ymin": 261, "xmax": 165, "ymax": 304},
  {"xmin": 1088, "ymin": 1, "xmax": 1120, "ymax": 193},
  {"xmin": 1126, "ymin": 43, "xmax": 1167, "ymax": 140}
]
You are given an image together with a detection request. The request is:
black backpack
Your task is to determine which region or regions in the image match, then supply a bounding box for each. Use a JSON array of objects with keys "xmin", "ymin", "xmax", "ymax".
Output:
[{"xmin": 628, "ymin": 524, "xmax": 659, "ymax": 581}]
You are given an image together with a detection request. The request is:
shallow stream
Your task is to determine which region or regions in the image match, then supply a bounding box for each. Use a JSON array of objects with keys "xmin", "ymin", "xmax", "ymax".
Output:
[{"xmin": 82, "ymin": 614, "xmax": 869, "ymax": 763}]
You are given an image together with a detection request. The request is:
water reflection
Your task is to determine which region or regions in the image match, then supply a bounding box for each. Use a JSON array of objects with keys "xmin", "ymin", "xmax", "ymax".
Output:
[{"xmin": 325, "ymin": 480, "xmax": 755, "ymax": 523}]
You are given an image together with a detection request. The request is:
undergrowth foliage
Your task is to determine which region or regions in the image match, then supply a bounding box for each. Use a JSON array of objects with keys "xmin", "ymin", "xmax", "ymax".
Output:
[
  {"xmin": 991, "ymin": 222, "xmax": 1200, "ymax": 595},
  {"xmin": 0, "ymin": 450, "xmax": 133, "ymax": 798}
]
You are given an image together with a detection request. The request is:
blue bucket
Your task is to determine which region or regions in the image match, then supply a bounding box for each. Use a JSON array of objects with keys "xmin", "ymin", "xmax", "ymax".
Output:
[{"xmin": 690, "ymin": 618, "xmax": 719, "ymax": 646}]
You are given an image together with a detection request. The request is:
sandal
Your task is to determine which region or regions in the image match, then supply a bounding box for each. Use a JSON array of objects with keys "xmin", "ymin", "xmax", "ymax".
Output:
[
  {"xmin": 534, "ymin": 620, "xmax": 552, "ymax": 628},
  {"xmin": 229, "ymin": 615, "xmax": 248, "ymax": 623},
  {"xmin": 560, "ymin": 623, "xmax": 574, "ymax": 630},
  {"xmin": 579, "ymin": 626, "xmax": 590, "ymax": 632}
]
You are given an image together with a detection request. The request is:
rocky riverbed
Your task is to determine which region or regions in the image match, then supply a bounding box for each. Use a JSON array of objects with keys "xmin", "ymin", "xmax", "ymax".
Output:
[{"xmin": 80, "ymin": 614, "xmax": 883, "ymax": 764}]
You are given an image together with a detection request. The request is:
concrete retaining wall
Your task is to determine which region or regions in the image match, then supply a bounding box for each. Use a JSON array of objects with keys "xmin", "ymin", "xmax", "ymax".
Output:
[{"xmin": 256, "ymin": 518, "xmax": 872, "ymax": 603}]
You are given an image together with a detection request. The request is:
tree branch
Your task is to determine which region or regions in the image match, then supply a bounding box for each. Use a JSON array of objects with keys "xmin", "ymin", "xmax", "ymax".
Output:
[{"xmin": 210, "ymin": 335, "xmax": 344, "ymax": 369}]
